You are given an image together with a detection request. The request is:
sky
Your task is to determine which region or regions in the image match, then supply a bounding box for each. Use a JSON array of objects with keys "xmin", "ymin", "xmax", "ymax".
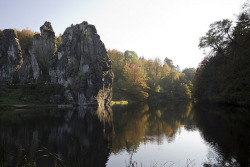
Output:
[{"xmin": 0, "ymin": 0, "xmax": 247, "ymax": 69}]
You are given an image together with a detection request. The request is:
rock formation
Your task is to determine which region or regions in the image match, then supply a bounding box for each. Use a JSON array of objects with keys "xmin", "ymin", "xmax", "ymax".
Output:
[
  {"xmin": 0, "ymin": 29, "xmax": 23, "ymax": 83},
  {"xmin": 49, "ymin": 21, "xmax": 113, "ymax": 106},
  {"xmin": 18, "ymin": 21, "xmax": 56, "ymax": 83},
  {"xmin": 0, "ymin": 21, "xmax": 113, "ymax": 106}
]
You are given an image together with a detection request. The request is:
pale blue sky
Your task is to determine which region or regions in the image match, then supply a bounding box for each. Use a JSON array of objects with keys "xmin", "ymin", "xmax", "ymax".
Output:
[{"xmin": 0, "ymin": 0, "xmax": 247, "ymax": 69}]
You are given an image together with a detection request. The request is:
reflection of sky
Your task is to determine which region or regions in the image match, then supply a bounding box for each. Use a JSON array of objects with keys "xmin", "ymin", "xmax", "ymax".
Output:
[{"xmin": 107, "ymin": 126, "xmax": 212, "ymax": 167}]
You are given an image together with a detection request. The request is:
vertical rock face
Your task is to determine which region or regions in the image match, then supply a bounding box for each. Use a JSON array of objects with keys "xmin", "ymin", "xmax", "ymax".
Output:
[
  {"xmin": 49, "ymin": 21, "xmax": 113, "ymax": 106},
  {"xmin": 1, "ymin": 21, "xmax": 113, "ymax": 106},
  {"xmin": 0, "ymin": 29, "xmax": 23, "ymax": 83},
  {"xmin": 19, "ymin": 21, "xmax": 56, "ymax": 83}
]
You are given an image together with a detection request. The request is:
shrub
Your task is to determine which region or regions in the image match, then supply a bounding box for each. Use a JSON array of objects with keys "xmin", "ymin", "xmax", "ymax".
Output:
[{"xmin": 16, "ymin": 29, "xmax": 35, "ymax": 54}]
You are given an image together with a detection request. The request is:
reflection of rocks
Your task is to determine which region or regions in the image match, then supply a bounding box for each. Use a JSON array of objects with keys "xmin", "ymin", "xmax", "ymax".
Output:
[{"xmin": 0, "ymin": 107, "xmax": 113, "ymax": 167}]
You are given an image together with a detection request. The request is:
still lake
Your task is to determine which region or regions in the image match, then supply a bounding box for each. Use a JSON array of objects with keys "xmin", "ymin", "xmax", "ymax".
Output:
[{"xmin": 0, "ymin": 102, "xmax": 249, "ymax": 167}]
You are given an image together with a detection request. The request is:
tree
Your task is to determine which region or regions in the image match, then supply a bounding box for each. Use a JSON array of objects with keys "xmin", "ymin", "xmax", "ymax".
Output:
[
  {"xmin": 194, "ymin": 3, "xmax": 250, "ymax": 105},
  {"xmin": 123, "ymin": 63, "xmax": 149, "ymax": 100},
  {"xmin": 199, "ymin": 19, "xmax": 233, "ymax": 55},
  {"xmin": 176, "ymin": 83, "xmax": 192, "ymax": 99},
  {"xmin": 0, "ymin": 30, "xmax": 3, "ymax": 38},
  {"xmin": 108, "ymin": 49, "xmax": 125, "ymax": 82},
  {"xmin": 164, "ymin": 57, "xmax": 175, "ymax": 69},
  {"xmin": 16, "ymin": 29, "xmax": 35, "ymax": 54},
  {"xmin": 56, "ymin": 33, "xmax": 62, "ymax": 48},
  {"xmin": 124, "ymin": 50, "xmax": 139, "ymax": 64},
  {"xmin": 109, "ymin": 49, "xmax": 195, "ymax": 101},
  {"xmin": 182, "ymin": 68, "xmax": 196, "ymax": 81},
  {"xmin": 161, "ymin": 63, "xmax": 171, "ymax": 79},
  {"xmin": 175, "ymin": 65, "xmax": 181, "ymax": 72}
]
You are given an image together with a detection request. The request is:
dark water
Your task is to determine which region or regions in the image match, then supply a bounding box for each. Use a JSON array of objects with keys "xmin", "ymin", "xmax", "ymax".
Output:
[{"xmin": 0, "ymin": 102, "xmax": 249, "ymax": 167}]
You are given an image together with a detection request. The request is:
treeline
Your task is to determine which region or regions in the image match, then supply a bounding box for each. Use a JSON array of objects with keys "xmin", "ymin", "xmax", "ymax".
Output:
[
  {"xmin": 194, "ymin": 3, "xmax": 250, "ymax": 105},
  {"xmin": 108, "ymin": 50, "xmax": 195, "ymax": 101}
]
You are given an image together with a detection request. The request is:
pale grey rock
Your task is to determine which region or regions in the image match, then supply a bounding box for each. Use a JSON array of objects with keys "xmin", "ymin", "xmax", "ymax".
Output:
[
  {"xmin": 0, "ymin": 29, "xmax": 23, "ymax": 83},
  {"xmin": 49, "ymin": 21, "xmax": 113, "ymax": 106},
  {"xmin": 18, "ymin": 21, "xmax": 56, "ymax": 83},
  {"xmin": 1, "ymin": 21, "xmax": 113, "ymax": 107},
  {"xmin": 64, "ymin": 90, "xmax": 74, "ymax": 103},
  {"xmin": 17, "ymin": 55, "xmax": 33, "ymax": 83}
]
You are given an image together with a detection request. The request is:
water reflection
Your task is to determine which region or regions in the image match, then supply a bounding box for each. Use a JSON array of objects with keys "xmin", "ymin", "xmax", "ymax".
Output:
[
  {"xmin": 0, "ymin": 106, "xmax": 113, "ymax": 167},
  {"xmin": 111, "ymin": 102, "xmax": 195, "ymax": 153},
  {"xmin": 0, "ymin": 102, "xmax": 249, "ymax": 167},
  {"xmin": 193, "ymin": 103, "xmax": 250, "ymax": 167},
  {"xmin": 110, "ymin": 102, "xmax": 249, "ymax": 167}
]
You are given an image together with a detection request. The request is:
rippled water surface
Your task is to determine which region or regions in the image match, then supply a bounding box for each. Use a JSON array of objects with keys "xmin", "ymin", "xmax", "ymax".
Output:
[{"xmin": 0, "ymin": 102, "xmax": 249, "ymax": 166}]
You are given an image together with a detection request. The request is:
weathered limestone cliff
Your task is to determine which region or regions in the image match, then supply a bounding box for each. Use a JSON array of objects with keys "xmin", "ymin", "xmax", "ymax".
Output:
[
  {"xmin": 0, "ymin": 29, "xmax": 23, "ymax": 83},
  {"xmin": 18, "ymin": 21, "xmax": 56, "ymax": 83},
  {"xmin": 0, "ymin": 21, "xmax": 113, "ymax": 106},
  {"xmin": 49, "ymin": 21, "xmax": 113, "ymax": 106}
]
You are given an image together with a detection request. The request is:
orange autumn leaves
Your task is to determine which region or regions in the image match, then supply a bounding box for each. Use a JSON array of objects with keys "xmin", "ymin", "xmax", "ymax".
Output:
[{"xmin": 123, "ymin": 63, "xmax": 149, "ymax": 100}]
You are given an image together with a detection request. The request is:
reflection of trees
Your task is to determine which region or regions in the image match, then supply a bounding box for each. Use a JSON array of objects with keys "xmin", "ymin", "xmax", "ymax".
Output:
[
  {"xmin": 193, "ymin": 103, "xmax": 250, "ymax": 167},
  {"xmin": 0, "ymin": 106, "xmax": 113, "ymax": 167},
  {"xmin": 112, "ymin": 104, "xmax": 150, "ymax": 153},
  {"xmin": 146, "ymin": 102, "xmax": 194, "ymax": 143},
  {"xmin": 112, "ymin": 102, "xmax": 194, "ymax": 153}
]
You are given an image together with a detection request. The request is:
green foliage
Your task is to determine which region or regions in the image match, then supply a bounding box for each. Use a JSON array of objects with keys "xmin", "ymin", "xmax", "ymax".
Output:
[
  {"xmin": 108, "ymin": 49, "xmax": 194, "ymax": 102},
  {"xmin": 16, "ymin": 29, "xmax": 35, "ymax": 54},
  {"xmin": 194, "ymin": 5, "xmax": 250, "ymax": 105},
  {"xmin": 0, "ymin": 29, "xmax": 3, "ymax": 38},
  {"xmin": 123, "ymin": 63, "xmax": 149, "ymax": 100},
  {"xmin": 111, "ymin": 101, "xmax": 128, "ymax": 105},
  {"xmin": 182, "ymin": 68, "xmax": 196, "ymax": 81},
  {"xmin": 0, "ymin": 84, "xmax": 64, "ymax": 105},
  {"xmin": 164, "ymin": 57, "xmax": 175, "ymax": 69},
  {"xmin": 56, "ymin": 33, "xmax": 62, "ymax": 48},
  {"xmin": 199, "ymin": 19, "xmax": 233, "ymax": 54},
  {"xmin": 124, "ymin": 50, "xmax": 139, "ymax": 64},
  {"xmin": 176, "ymin": 83, "xmax": 192, "ymax": 99}
]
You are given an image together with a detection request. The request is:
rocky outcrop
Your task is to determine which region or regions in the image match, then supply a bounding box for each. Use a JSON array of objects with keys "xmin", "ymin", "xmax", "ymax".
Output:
[
  {"xmin": 0, "ymin": 29, "xmax": 23, "ymax": 83},
  {"xmin": 0, "ymin": 21, "xmax": 113, "ymax": 106},
  {"xmin": 18, "ymin": 21, "xmax": 56, "ymax": 83},
  {"xmin": 49, "ymin": 21, "xmax": 113, "ymax": 106}
]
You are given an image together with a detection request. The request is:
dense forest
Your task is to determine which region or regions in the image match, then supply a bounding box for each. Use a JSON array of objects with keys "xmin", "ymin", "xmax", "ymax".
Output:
[
  {"xmin": 108, "ymin": 50, "xmax": 195, "ymax": 101},
  {"xmin": 194, "ymin": 3, "xmax": 250, "ymax": 105}
]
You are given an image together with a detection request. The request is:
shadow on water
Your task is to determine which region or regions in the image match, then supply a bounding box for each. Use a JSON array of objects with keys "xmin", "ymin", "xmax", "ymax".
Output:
[
  {"xmin": 193, "ymin": 102, "xmax": 250, "ymax": 167},
  {"xmin": 0, "ymin": 106, "xmax": 113, "ymax": 167}
]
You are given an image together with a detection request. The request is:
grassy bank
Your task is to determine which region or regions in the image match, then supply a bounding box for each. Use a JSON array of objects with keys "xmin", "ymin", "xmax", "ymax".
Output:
[
  {"xmin": 0, "ymin": 84, "xmax": 64, "ymax": 105},
  {"xmin": 111, "ymin": 101, "xmax": 128, "ymax": 106}
]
